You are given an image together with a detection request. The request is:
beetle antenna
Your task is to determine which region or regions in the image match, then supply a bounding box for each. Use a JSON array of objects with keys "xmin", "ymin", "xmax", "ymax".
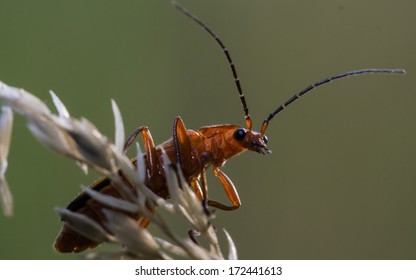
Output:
[
  {"xmin": 260, "ymin": 68, "xmax": 406, "ymax": 135},
  {"xmin": 172, "ymin": 0, "xmax": 253, "ymax": 130}
]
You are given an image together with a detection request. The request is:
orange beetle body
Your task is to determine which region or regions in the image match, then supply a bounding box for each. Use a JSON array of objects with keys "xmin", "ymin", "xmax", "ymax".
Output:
[{"xmin": 54, "ymin": 118, "xmax": 268, "ymax": 252}]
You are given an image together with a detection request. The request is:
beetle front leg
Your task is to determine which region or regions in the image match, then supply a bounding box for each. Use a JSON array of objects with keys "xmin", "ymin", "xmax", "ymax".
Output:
[{"xmin": 208, "ymin": 167, "xmax": 241, "ymax": 211}]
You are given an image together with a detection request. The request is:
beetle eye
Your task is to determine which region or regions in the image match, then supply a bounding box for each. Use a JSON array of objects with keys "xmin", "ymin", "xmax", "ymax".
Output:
[
  {"xmin": 234, "ymin": 128, "xmax": 246, "ymax": 141},
  {"xmin": 262, "ymin": 135, "xmax": 268, "ymax": 144}
]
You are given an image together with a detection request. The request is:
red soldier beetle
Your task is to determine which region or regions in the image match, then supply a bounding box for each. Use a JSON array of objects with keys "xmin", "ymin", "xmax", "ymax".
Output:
[{"xmin": 54, "ymin": 1, "xmax": 405, "ymax": 253}]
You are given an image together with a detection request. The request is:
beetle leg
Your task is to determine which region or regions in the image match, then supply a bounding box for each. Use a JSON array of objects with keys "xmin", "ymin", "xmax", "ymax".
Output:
[
  {"xmin": 138, "ymin": 206, "xmax": 155, "ymax": 228},
  {"xmin": 124, "ymin": 126, "xmax": 147, "ymax": 153},
  {"xmin": 124, "ymin": 126, "xmax": 158, "ymax": 180},
  {"xmin": 200, "ymin": 170, "xmax": 211, "ymax": 214},
  {"xmin": 190, "ymin": 179, "xmax": 204, "ymax": 201},
  {"xmin": 198, "ymin": 151, "xmax": 216, "ymax": 214},
  {"xmin": 208, "ymin": 167, "xmax": 241, "ymax": 211}
]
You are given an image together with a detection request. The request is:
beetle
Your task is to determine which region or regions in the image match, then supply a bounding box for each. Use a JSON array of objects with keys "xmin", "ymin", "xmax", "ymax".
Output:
[{"xmin": 54, "ymin": 1, "xmax": 404, "ymax": 253}]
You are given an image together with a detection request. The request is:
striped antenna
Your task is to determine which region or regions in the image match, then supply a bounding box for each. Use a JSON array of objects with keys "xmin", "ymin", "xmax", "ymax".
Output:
[
  {"xmin": 260, "ymin": 69, "xmax": 406, "ymax": 135},
  {"xmin": 172, "ymin": 0, "xmax": 253, "ymax": 130},
  {"xmin": 171, "ymin": 2, "xmax": 405, "ymax": 136}
]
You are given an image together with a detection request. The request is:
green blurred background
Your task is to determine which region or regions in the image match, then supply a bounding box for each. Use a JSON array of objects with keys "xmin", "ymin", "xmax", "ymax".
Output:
[{"xmin": 0, "ymin": 0, "xmax": 415, "ymax": 259}]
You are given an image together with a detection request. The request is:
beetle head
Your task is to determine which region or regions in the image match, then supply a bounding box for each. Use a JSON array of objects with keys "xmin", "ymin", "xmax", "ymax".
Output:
[{"xmin": 233, "ymin": 127, "xmax": 270, "ymax": 155}]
